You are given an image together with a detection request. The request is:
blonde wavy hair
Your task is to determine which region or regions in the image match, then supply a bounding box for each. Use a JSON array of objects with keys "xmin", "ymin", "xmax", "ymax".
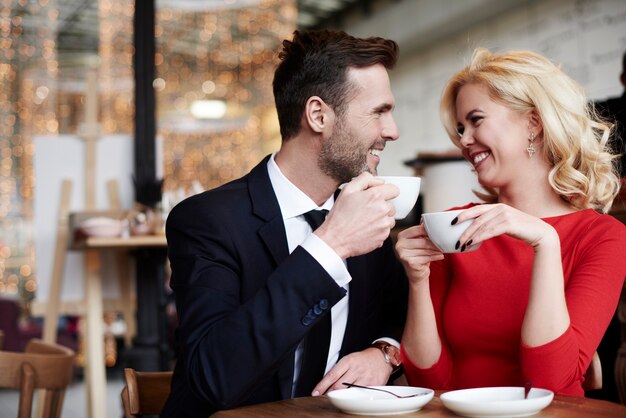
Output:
[{"xmin": 440, "ymin": 48, "xmax": 620, "ymax": 213}]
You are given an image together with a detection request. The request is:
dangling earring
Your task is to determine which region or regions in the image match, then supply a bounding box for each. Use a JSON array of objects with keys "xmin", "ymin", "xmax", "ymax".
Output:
[{"xmin": 526, "ymin": 132, "xmax": 536, "ymax": 158}]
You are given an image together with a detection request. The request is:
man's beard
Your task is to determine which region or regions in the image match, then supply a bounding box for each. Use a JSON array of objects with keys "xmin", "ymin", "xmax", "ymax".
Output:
[{"xmin": 318, "ymin": 117, "xmax": 373, "ymax": 184}]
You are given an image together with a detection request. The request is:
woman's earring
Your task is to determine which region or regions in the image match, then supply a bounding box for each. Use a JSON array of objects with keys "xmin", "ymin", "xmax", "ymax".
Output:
[{"xmin": 526, "ymin": 132, "xmax": 536, "ymax": 158}]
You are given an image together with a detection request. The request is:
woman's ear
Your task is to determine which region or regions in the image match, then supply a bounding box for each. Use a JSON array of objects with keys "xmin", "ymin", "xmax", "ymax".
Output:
[
  {"xmin": 528, "ymin": 110, "xmax": 543, "ymax": 137},
  {"xmin": 305, "ymin": 96, "xmax": 332, "ymax": 133}
]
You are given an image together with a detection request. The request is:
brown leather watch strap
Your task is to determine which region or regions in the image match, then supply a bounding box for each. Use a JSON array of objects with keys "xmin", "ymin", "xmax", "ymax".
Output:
[{"xmin": 371, "ymin": 341, "xmax": 402, "ymax": 371}]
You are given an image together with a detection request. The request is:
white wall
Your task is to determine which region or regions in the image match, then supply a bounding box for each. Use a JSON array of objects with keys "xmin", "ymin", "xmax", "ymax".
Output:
[
  {"xmin": 34, "ymin": 135, "xmax": 135, "ymax": 303},
  {"xmin": 343, "ymin": 0, "xmax": 626, "ymax": 210}
]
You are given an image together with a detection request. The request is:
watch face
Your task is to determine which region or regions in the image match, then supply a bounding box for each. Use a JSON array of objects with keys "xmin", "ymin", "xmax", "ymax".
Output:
[{"xmin": 384, "ymin": 345, "xmax": 402, "ymax": 367}]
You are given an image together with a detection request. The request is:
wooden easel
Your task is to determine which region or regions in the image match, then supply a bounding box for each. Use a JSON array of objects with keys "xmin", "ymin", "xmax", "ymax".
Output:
[
  {"xmin": 41, "ymin": 62, "xmax": 100, "ymax": 344},
  {"xmin": 107, "ymin": 179, "xmax": 136, "ymax": 348},
  {"xmin": 39, "ymin": 62, "xmax": 109, "ymax": 418},
  {"xmin": 41, "ymin": 179, "xmax": 136, "ymax": 345},
  {"xmin": 42, "ymin": 180, "xmax": 73, "ymax": 344}
]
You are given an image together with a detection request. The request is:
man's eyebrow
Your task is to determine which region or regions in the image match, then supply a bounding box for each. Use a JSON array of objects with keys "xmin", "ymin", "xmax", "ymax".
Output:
[{"xmin": 373, "ymin": 103, "xmax": 393, "ymax": 113}]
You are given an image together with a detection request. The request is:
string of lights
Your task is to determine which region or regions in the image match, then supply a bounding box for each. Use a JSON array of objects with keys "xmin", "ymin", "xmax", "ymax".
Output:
[{"xmin": 0, "ymin": 0, "xmax": 295, "ymax": 308}]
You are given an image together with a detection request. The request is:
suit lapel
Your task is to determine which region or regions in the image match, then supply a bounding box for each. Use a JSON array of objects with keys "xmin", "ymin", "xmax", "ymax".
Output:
[
  {"xmin": 258, "ymin": 219, "xmax": 290, "ymax": 266},
  {"xmin": 340, "ymin": 255, "xmax": 368, "ymax": 356},
  {"xmin": 248, "ymin": 156, "xmax": 289, "ymax": 266},
  {"xmin": 247, "ymin": 156, "xmax": 293, "ymax": 398}
]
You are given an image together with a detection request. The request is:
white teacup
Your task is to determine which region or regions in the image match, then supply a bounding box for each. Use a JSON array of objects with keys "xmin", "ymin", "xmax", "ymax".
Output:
[
  {"xmin": 421, "ymin": 209, "xmax": 481, "ymax": 253},
  {"xmin": 378, "ymin": 176, "xmax": 421, "ymax": 220}
]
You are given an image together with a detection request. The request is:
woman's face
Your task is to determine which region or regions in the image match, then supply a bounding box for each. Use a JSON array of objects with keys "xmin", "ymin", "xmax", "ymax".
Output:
[{"xmin": 454, "ymin": 83, "xmax": 533, "ymax": 189}]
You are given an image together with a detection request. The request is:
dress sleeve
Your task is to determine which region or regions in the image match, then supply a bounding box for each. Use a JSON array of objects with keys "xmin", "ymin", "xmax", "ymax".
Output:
[
  {"xmin": 401, "ymin": 256, "xmax": 455, "ymax": 389},
  {"xmin": 520, "ymin": 215, "xmax": 626, "ymax": 394}
]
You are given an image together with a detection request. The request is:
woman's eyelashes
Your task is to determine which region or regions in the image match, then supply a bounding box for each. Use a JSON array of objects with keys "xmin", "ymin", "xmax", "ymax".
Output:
[
  {"xmin": 470, "ymin": 115, "xmax": 482, "ymax": 125},
  {"xmin": 456, "ymin": 116, "xmax": 483, "ymax": 137}
]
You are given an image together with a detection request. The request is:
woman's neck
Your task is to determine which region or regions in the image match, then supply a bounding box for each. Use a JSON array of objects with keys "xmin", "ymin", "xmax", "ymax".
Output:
[{"xmin": 498, "ymin": 184, "xmax": 576, "ymax": 218}]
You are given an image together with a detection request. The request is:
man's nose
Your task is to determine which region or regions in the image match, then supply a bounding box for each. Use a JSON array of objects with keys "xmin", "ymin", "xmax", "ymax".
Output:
[{"xmin": 382, "ymin": 117, "xmax": 399, "ymax": 141}]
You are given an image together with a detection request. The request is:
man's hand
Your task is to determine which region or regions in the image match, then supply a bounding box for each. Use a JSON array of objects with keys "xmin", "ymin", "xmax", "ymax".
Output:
[
  {"xmin": 315, "ymin": 173, "xmax": 399, "ymax": 259},
  {"xmin": 311, "ymin": 347, "xmax": 393, "ymax": 396}
]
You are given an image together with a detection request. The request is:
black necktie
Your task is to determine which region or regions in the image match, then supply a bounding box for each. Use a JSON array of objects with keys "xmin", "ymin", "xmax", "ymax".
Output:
[
  {"xmin": 302, "ymin": 209, "xmax": 328, "ymax": 232},
  {"xmin": 294, "ymin": 209, "xmax": 332, "ymax": 397}
]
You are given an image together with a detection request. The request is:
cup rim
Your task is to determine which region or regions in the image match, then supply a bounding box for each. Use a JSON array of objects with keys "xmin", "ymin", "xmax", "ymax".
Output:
[
  {"xmin": 421, "ymin": 208, "xmax": 464, "ymax": 217},
  {"xmin": 377, "ymin": 175, "xmax": 421, "ymax": 181}
]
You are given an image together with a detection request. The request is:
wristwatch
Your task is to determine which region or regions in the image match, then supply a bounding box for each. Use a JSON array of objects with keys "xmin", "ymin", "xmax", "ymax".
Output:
[{"xmin": 371, "ymin": 341, "xmax": 402, "ymax": 371}]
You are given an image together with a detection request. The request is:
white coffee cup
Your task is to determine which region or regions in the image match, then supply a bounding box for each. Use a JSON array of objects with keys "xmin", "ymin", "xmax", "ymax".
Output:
[
  {"xmin": 421, "ymin": 209, "xmax": 481, "ymax": 253},
  {"xmin": 378, "ymin": 176, "xmax": 421, "ymax": 220}
]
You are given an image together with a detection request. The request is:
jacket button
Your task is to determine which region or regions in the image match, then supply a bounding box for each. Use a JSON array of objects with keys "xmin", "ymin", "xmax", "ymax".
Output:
[
  {"xmin": 313, "ymin": 304, "xmax": 323, "ymax": 315},
  {"xmin": 319, "ymin": 299, "xmax": 329, "ymax": 310},
  {"xmin": 301, "ymin": 309, "xmax": 316, "ymax": 326}
]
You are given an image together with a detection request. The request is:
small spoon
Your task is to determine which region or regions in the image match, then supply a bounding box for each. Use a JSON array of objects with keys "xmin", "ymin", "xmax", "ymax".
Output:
[
  {"xmin": 524, "ymin": 381, "xmax": 532, "ymax": 399},
  {"xmin": 342, "ymin": 382, "xmax": 427, "ymax": 398}
]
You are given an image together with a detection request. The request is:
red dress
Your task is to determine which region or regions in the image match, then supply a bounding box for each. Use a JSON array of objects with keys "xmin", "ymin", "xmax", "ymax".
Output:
[{"xmin": 401, "ymin": 205, "xmax": 626, "ymax": 396}]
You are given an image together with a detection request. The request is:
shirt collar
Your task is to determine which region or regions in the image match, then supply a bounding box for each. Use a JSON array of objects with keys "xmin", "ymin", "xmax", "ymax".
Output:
[{"xmin": 267, "ymin": 153, "xmax": 333, "ymax": 220}]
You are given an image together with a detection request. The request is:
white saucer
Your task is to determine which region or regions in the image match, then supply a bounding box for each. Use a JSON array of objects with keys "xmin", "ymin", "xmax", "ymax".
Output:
[
  {"xmin": 439, "ymin": 386, "xmax": 554, "ymax": 418},
  {"xmin": 80, "ymin": 217, "xmax": 123, "ymax": 237},
  {"xmin": 327, "ymin": 386, "xmax": 434, "ymax": 416}
]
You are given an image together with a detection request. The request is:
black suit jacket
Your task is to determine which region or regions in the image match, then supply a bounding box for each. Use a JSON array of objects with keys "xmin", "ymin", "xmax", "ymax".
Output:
[
  {"xmin": 595, "ymin": 92, "xmax": 626, "ymax": 176},
  {"xmin": 591, "ymin": 93, "xmax": 625, "ymax": 402},
  {"xmin": 161, "ymin": 156, "xmax": 408, "ymax": 418}
]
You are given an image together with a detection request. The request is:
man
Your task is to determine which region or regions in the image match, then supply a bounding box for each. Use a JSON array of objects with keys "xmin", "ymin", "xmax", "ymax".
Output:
[
  {"xmin": 590, "ymin": 50, "xmax": 626, "ymax": 403},
  {"xmin": 161, "ymin": 30, "xmax": 408, "ymax": 418},
  {"xmin": 595, "ymin": 50, "xmax": 626, "ymax": 178}
]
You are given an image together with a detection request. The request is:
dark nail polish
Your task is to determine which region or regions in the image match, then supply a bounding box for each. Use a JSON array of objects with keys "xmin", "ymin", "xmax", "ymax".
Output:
[
  {"xmin": 451, "ymin": 217, "xmax": 458, "ymax": 225},
  {"xmin": 461, "ymin": 244, "xmax": 466, "ymax": 252},
  {"xmin": 455, "ymin": 240, "xmax": 460, "ymax": 250},
  {"xmin": 466, "ymin": 239, "xmax": 473, "ymax": 247}
]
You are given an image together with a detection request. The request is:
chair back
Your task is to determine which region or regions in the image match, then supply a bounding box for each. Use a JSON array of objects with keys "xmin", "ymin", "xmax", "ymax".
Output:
[
  {"xmin": 121, "ymin": 368, "xmax": 173, "ymax": 417},
  {"xmin": 0, "ymin": 339, "xmax": 75, "ymax": 418},
  {"xmin": 583, "ymin": 351, "xmax": 602, "ymax": 391}
]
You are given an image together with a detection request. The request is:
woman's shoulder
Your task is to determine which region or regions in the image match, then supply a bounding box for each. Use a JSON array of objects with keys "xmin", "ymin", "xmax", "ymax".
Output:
[
  {"xmin": 564, "ymin": 208, "xmax": 625, "ymax": 230},
  {"xmin": 586, "ymin": 210, "xmax": 626, "ymax": 240},
  {"xmin": 562, "ymin": 210, "xmax": 626, "ymax": 278},
  {"xmin": 554, "ymin": 209, "xmax": 626, "ymax": 246}
]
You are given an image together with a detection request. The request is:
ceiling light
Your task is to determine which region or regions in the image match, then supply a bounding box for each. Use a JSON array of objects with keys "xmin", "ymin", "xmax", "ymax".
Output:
[{"xmin": 190, "ymin": 99, "xmax": 227, "ymax": 119}]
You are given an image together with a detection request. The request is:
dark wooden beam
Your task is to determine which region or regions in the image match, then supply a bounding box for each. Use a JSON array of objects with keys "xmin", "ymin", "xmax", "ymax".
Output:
[{"xmin": 133, "ymin": 0, "xmax": 162, "ymax": 207}]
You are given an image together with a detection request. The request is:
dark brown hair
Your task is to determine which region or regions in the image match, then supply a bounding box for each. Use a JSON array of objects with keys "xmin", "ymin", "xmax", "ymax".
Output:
[{"xmin": 272, "ymin": 30, "xmax": 398, "ymax": 140}]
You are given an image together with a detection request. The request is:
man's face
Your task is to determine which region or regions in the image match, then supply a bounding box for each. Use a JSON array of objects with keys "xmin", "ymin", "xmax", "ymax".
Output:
[{"xmin": 318, "ymin": 64, "xmax": 399, "ymax": 184}]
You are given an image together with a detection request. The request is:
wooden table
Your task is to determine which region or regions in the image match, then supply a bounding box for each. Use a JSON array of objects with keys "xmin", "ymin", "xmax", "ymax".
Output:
[
  {"xmin": 71, "ymin": 234, "xmax": 167, "ymax": 418},
  {"xmin": 211, "ymin": 393, "xmax": 626, "ymax": 417}
]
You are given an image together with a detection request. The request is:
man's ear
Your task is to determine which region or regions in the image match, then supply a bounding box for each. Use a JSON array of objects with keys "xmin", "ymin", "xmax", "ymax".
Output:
[{"xmin": 305, "ymin": 96, "xmax": 332, "ymax": 133}]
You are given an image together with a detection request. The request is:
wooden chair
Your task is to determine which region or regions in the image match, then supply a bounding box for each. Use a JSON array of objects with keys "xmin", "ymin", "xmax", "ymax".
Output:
[
  {"xmin": 0, "ymin": 338, "xmax": 75, "ymax": 418},
  {"xmin": 617, "ymin": 342, "xmax": 626, "ymax": 404},
  {"xmin": 583, "ymin": 351, "xmax": 602, "ymax": 391},
  {"xmin": 121, "ymin": 368, "xmax": 173, "ymax": 417}
]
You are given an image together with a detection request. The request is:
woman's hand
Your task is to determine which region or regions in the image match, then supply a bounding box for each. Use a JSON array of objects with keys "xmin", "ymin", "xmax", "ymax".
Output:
[
  {"xmin": 395, "ymin": 224, "xmax": 444, "ymax": 284},
  {"xmin": 396, "ymin": 224, "xmax": 444, "ymax": 371},
  {"xmin": 454, "ymin": 204, "xmax": 559, "ymax": 251}
]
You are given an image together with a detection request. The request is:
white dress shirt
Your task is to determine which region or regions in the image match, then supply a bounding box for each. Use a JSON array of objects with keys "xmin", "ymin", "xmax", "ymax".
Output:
[{"xmin": 266, "ymin": 154, "xmax": 351, "ymax": 395}]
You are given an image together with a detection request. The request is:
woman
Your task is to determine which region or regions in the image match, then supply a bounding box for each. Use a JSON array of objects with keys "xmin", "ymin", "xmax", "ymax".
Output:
[{"xmin": 396, "ymin": 48, "xmax": 626, "ymax": 396}]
